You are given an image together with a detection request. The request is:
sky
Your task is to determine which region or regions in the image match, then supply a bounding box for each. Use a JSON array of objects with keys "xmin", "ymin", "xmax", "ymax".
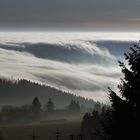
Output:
[{"xmin": 0, "ymin": 0, "xmax": 140, "ymax": 31}]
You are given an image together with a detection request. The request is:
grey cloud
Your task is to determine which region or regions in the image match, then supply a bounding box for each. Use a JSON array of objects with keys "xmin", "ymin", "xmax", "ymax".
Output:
[
  {"xmin": 94, "ymin": 40, "xmax": 137, "ymax": 57},
  {"xmin": 0, "ymin": 41, "xmax": 120, "ymax": 102},
  {"xmin": 0, "ymin": 42, "xmax": 115, "ymax": 64},
  {"xmin": 1, "ymin": 32, "xmax": 136, "ymax": 102},
  {"xmin": 0, "ymin": 0, "xmax": 140, "ymax": 30}
]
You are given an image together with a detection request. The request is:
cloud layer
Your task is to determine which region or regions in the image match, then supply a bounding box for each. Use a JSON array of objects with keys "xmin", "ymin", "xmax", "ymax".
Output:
[{"xmin": 0, "ymin": 32, "xmax": 139, "ymax": 102}]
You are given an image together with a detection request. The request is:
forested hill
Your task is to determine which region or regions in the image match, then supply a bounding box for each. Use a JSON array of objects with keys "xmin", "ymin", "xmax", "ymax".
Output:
[{"xmin": 0, "ymin": 78, "xmax": 101, "ymax": 109}]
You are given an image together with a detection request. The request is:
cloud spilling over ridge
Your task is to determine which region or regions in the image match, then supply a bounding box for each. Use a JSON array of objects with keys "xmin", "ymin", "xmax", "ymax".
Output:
[
  {"xmin": 0, "ymin": 45, "xmax": 119, "ymax": 102},
  {"xmin": 0, "ymin": 32, "xmax": 138, "ymax": 102},
  {"xmin": 0, "ymin": 41, "xmax": 115, "ymax": 64}
]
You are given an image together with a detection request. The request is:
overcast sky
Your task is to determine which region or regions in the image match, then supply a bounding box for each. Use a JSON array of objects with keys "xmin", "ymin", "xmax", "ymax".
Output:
[{"xmin": 0, "ymin": 0, "xmax": 140, "ymax": 31}]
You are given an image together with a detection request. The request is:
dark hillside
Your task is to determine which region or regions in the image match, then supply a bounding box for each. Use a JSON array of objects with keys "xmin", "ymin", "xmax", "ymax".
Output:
[{"xmin": 0, "ymin": 78, "xmax": 101, "ymax": 109}]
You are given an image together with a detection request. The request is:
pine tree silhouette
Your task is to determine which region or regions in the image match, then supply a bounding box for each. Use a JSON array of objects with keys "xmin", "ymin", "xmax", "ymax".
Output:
[
  {"xmin": 32, "ymin": 97, "xmax": 41, "ymax": 113},
  {"xmin": 108, "ymin": 45, "xmax": 140, "ymax": 140},
  {"xmin": 32, "ymin": 96, "xmax": 41, "ymax": 119},
  {"xmin": 47, "ymin": 98, "xmax": 54, "ymax": 111}
]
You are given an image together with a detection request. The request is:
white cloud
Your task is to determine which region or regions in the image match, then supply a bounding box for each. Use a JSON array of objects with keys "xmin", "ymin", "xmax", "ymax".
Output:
[
  {"xmin": 0, "ymin": 47, "xmax": 120, "ymax": 102},
  {"xmin": 0, "ymin": 32, "xmax": 137, "ymax": 102}
]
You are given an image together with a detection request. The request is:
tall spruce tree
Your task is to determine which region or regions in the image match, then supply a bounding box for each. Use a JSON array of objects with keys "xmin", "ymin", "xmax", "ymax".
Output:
[
  {"xmin": 108, "ymin": 45, "xmax": 140, "ymax": 140},
  {"xmin": 32, "ymin": 96, "xmax": 41, "ymax": 117},
  {"xmin": 47, "ymin": 98, "xmax": 54, "ymax": 111}
]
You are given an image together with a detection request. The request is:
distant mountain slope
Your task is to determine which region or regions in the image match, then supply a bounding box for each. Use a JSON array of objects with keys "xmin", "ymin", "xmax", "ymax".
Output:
[{"xmin": 0, "ymin": 78, "xmax": 100, "ymax": 109}]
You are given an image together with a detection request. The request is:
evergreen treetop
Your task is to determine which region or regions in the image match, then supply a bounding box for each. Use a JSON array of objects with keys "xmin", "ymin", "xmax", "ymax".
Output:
[{"xmin": 108, "ymin": 45, "xmax": 140, "ymax": 140}]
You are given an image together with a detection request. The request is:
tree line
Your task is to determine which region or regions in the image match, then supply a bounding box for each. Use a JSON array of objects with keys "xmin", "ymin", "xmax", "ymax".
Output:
[
  {"xmin": 0, "ymin": 77, "xmax": 102, "ymax": 109},
  {"xmin": 0, "ymin": 97, "xmax": 85, "ymax": 124}
]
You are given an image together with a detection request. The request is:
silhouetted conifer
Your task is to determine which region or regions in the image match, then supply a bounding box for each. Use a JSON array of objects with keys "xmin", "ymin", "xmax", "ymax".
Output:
[
  {"xmin": 67, "ymin": 100, "xmax": 80, "ymax": 112},
  {"xmin": 32, "ymin": 97, "xmax": 41, "ymax": 118},
  {"xmin": 47, "ymin": 98, "xmax": 54, "ymax": 111},
  {"xmin": 81, "ymin": 110, "xmax": 102, "ymax": 140},
  {"xmin": 108, "ymin": 45, "xmax": 140, "ymax": 140}
]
